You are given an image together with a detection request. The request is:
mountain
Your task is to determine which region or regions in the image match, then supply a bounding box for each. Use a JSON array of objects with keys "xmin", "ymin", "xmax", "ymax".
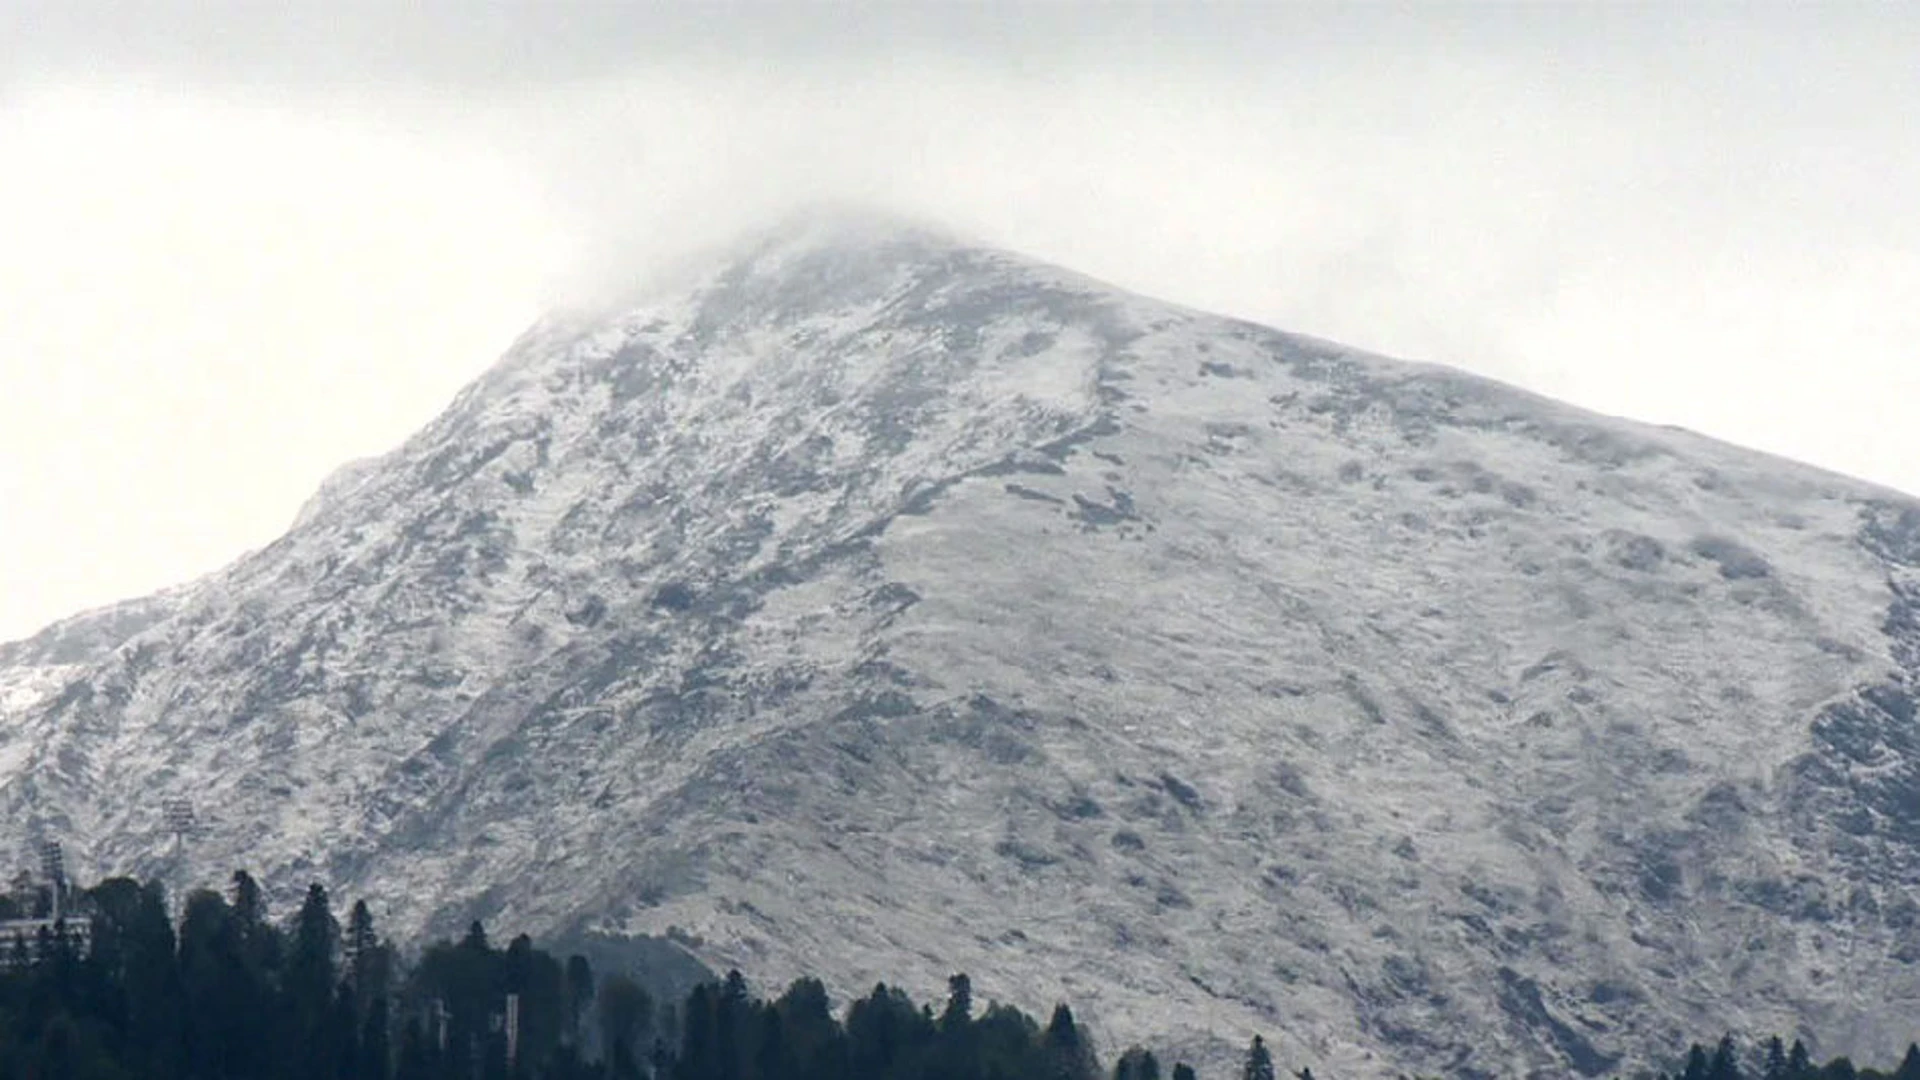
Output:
[{"xmin": 6, "ymin": 211, "xmax": 1920, "ymax": 1077}]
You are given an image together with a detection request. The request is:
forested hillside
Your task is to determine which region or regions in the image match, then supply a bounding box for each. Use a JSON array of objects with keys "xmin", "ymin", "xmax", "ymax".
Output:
[{"xmin": 4, "ymin": 873, "xmax": 1919, "ymax": 1080}]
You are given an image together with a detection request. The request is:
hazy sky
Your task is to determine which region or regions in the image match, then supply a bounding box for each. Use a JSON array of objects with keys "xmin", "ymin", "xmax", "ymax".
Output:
[{"xmin": 2, "ymin": 4, "xmax": 1918, "ymax": 641}]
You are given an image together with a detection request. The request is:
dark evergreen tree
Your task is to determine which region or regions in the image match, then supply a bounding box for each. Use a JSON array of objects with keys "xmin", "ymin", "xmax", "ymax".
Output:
[
  {"xmin": 230, "ymin": 869, "xmax": 281, "ymax": 978},
  {"xmin": 1708, "ymin": 1035, "xmax": 1744, "ymax": 1080},
  {"xmin": 564, "ymin": 955, "xmax": 594, "ymax": 1051},
  {"xmin": 676, "ymin": 982, "xmax": 719, "ymax": 1080},
  {"xmin": 87, "ymin": 876, "xmax": 184, "ymax": 1080},
  {"xmin": 1241, "ymin": 1036, "xmax": 1276, "ymax": 1080},
  {"xmin": 395, "ymin": 1018, "xmax": 432, "ymax": 1080},
  {"xmin": 361, "ymin": 992, "xmax": 393, "ymax": 1080},
  {"xmin": 717, "ymin": 971, "xmax": 753, "ymax": 1080},
  {"xmin": 754, "ymin": 1003, "xmax": 787, "ymax": 1080},
  {"xmin": 327, "ymin": 980, "xmax": 362, "ymax": 1080},
  {"xmin": 1171, "ymin": 1063, "xmax": 1199, "ymax": 1080},
  {"xmin": 1115, "ymin": 1047, "xmax": 1162, "ymax": 1080},
  {"xmin": 940, "ymin": 975, "xmax": 973, "ymax": 1033},
  {"xmin": 846, "ymin": 984, "xmax": 930, "ymax": 1080},
  {"xmin": 179, "ymin": 886, "xmax": 267, "ymax": 1080},
  {"xmin": 1683, "ymin": 1043, "xmax": 1714, "ymax": 1080},
  {"xmin": 1766, "ymin": 1037, "xmax": 1790, "ymax": 1080},
  {"xmin": 1894, "ymin": 1044, "xmax": 1920, "ymax": 1080},
  {"xmin": 1044, "ymin": 1004, "xmax": 1099, "ymax": 1080},
  {"xmin": 347, "ymin": 899, "xmax": 395, "ymax": 1016},
  {"xmin": 1790, "ymin": 1041, "xmax": 1816, "ymax": 1080},
  {"xmin": 600, "ymin": 973, "xmax": 652, "ymax": 1080},
  {"xmin": 774, "ymin": 978, "xmax": 842, "ymax": 1080},
  {"xmin": 291, "ymin": 883, "xmax": 339, "ymax": 1008},
  {"xmin": 286, "ymin": 883, "xmax": 342, "ymax": 1080}
]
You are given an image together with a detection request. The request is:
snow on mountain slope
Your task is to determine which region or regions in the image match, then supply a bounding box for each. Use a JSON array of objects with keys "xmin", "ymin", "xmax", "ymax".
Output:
[
  {"xmin": 6, "ymin": 212, "xmax": 1920, "ymax": 1077},
  {"xmin": 0, "ymin": 588, "xmax": 188, "ymax": 727}
]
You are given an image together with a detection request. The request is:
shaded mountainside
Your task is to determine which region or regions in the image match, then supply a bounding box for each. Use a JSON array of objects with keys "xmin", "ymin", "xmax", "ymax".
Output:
[{"xmin": 6, "ymin": 212, "xmax": 1920, "ymax": 1077}]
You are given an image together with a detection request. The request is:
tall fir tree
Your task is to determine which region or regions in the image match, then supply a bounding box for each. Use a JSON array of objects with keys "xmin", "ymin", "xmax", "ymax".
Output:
[
  {"xmin": 600, "ymin": 972, "xmax": 653, "ymax": 1080},
  {"xmin": 1683, "ymin": 1043, "xmax": 1713, "ymax": 1080},
  {"xmin": 1707, "ymin": 1035, "xmax": 1743, "ymax": 1080},
  {"xmin": 1765, "ymin": 1037, "xmax": 1789, "ymax": 1080},
  {"xmin": 1241, "ymin": 1036, "xmax": 1276, "ymax": 1080},
  {"xmin": 564, "ymin": 954, "xmax": 595, "ymax": 1051},
  {"xmin": 1044, "ymin": 1004, "xmax": 1099, "ymax": 1080},
  {"xmin": 1895, "ymin": 1044, "xmax": 1920, "ymax": 1080},
  {"xmin": 1115, "ymin": 1047, "xmax": 1162, "ymax": 1080},
  {"xmin": 290, "ymin": 883, "xmax": 339, "ymax": 1011},
  {"xmin": 1788, "ymin": 1040, "xmax": 1815, "ymax": 1080},
  {"xmin": 940, "ymin": 974, "xmax": 973, "ymax": 1033},
  {"xmin": 360, "ymin": 992, "xmax": 393, "ymax": 1080},
  {"xmin": 775, "ymin": 978, "xmax": 843, "ymax": 1080}
]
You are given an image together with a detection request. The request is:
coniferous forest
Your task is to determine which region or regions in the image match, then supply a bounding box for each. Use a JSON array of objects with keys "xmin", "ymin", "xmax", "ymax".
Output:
[{"xmin": 3, "ymin": 873, "xmax": 1919, "ymax": 1080}]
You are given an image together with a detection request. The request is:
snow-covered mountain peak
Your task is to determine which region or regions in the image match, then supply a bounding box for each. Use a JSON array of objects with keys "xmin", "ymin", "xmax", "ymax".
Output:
[{"xmin": 6, "ymin": 221, "xmax": 1920, "ymax": 1077}]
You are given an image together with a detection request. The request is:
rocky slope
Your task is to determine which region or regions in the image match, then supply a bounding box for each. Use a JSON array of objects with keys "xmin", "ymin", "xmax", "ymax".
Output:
[{"xmin": 6, "ymin": 212, "xmax": 1920, "ymax": 1077}]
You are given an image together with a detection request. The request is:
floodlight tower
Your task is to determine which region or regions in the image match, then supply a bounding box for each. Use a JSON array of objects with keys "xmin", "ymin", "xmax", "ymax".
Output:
[
  {"xmin": 163, "ymin": 798, "xmax": 197, "ymax": 857},
  {"xmin": 159, "ymin": 797, "xmax": 208, "ymax": 923},
  {"xmin": 37, "ymin": 841, "xmax": 65, "ymax": 923}
]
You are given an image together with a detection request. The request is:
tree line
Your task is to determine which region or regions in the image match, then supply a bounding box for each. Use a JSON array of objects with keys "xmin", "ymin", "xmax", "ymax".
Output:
[
  {"xmin": 4, "ymin": 872, "xmax": 1920, "ymax": 1080},
  {"xmin": 0, "ymin": 871, "xmax": 1169, "ymax": 1080}
]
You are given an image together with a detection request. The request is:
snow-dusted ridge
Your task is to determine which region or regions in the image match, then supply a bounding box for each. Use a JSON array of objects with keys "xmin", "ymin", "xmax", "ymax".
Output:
[{"xmin": 6, "ymin": 213, "xmax": 1920, "ymax": 1077}]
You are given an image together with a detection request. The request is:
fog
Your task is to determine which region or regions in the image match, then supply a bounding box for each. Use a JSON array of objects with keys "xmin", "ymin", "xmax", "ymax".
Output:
[{"xmin": 2, "ymin": 4, "xmax": 1917, "ymax": 639}]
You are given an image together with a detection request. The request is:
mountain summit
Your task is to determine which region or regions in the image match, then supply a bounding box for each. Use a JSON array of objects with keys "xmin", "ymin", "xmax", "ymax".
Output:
[{"xmin": 6, "ymin": 214, "xmax": 1920, "ymax": 1076}]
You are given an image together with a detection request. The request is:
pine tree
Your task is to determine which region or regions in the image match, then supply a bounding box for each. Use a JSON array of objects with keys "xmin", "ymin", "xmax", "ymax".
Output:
[
  {"xmin": 360, "ymin": 993, "xmax": 393, "ymax": 1080},
  {"xmin": 774, "ymin": 977, "xmax": 840, "ymax": 1080},
  {"xmin": 678, "ymin": 982, "xmax": 721, "ymax": 1080},
  {"xmin": 1241, "ymin": 1036, "xmax": 1276, "ymax": 1080},
  {"xmin": 564, "ymin": 955, "xmax": 594, "ymax": 1051},
  {"xmin": 230, "ymin": 870, "xmax": 278, "ymax": 975},
  {"xmin": 291, "ymin": 884, "xmax": 338, "ymax": 1001},
  {"xmin": 347, "ymin": 900, "xmax": 391, "ymax": 1013},
  {"xmin": 600, "ymin": 972, "xmax": 652, "ymax": 1079},
  {"xmin": 1682, "ymin": 1043, "xmax": 1712, "ymax": 1080},
  {"xmin": 1044, "ymin": 1005, "xmax": 1099, "ymax": 1080},
  {"xmin": 1765, "ymin": 1037, "xmax": 1789, "ymax": 1080},
  {"xmin": 1789, "ymin": 1041, "xmax": 1815, "ymax": 1080},
  {"xmin": 1708, "ymin": 1035, "xmax": 1743, "ymax": 1080},
  {"xmin": 1172, "ymin": 1063, "xmax": 1199, "ymax": 1080},
  {"xmin": 327, "ymin": 980, "xmax": 361, "ymax": 1080},
  {"xmin": 1894, "ymin": 1044, "xmax": 1920, "ymax": 1080},
  {"xmin": 755, "ymin": 1003, "xmax": 787, "ymax": 1080},
  {"xmin": 1115, "ymin": 1047, "xmax": 1162, "ymax": 1080},
  {"xmin": 395, "ymin": 1018, "xmax": 431, "ymax": 1080},
  {"xmin": 718, "ymin": 971, "xmax": 753, "ymax": 1080},
  {"xmin": 845, "ymin": 984, "xmax": 928, "ymax": 1080},
  {"xmin": 287, "ymin": 882, "xmax": 340, "ymax": 1080},
  {"xmin": 178, "ymin": 886, "xmax": 271, "ymax": 1080},
  {"xmin": 941, "ymin": 974, "xmax": 973, "ymax": 1033},
  {"xmin": 92, "ymin": 877, "xmax": 185, "ymax": 1080}
]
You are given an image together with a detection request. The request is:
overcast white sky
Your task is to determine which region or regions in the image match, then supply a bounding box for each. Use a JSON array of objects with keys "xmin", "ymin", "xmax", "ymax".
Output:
[{"xmin": 1, "ymin": 3, "xmax": 1917, "ymax": 641}]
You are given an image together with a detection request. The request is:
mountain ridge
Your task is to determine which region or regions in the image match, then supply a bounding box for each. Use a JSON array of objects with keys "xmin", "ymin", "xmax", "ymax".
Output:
[{"xmin": 5, "ymin": 214, "xmax": 1920, "ymax": 1077}]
